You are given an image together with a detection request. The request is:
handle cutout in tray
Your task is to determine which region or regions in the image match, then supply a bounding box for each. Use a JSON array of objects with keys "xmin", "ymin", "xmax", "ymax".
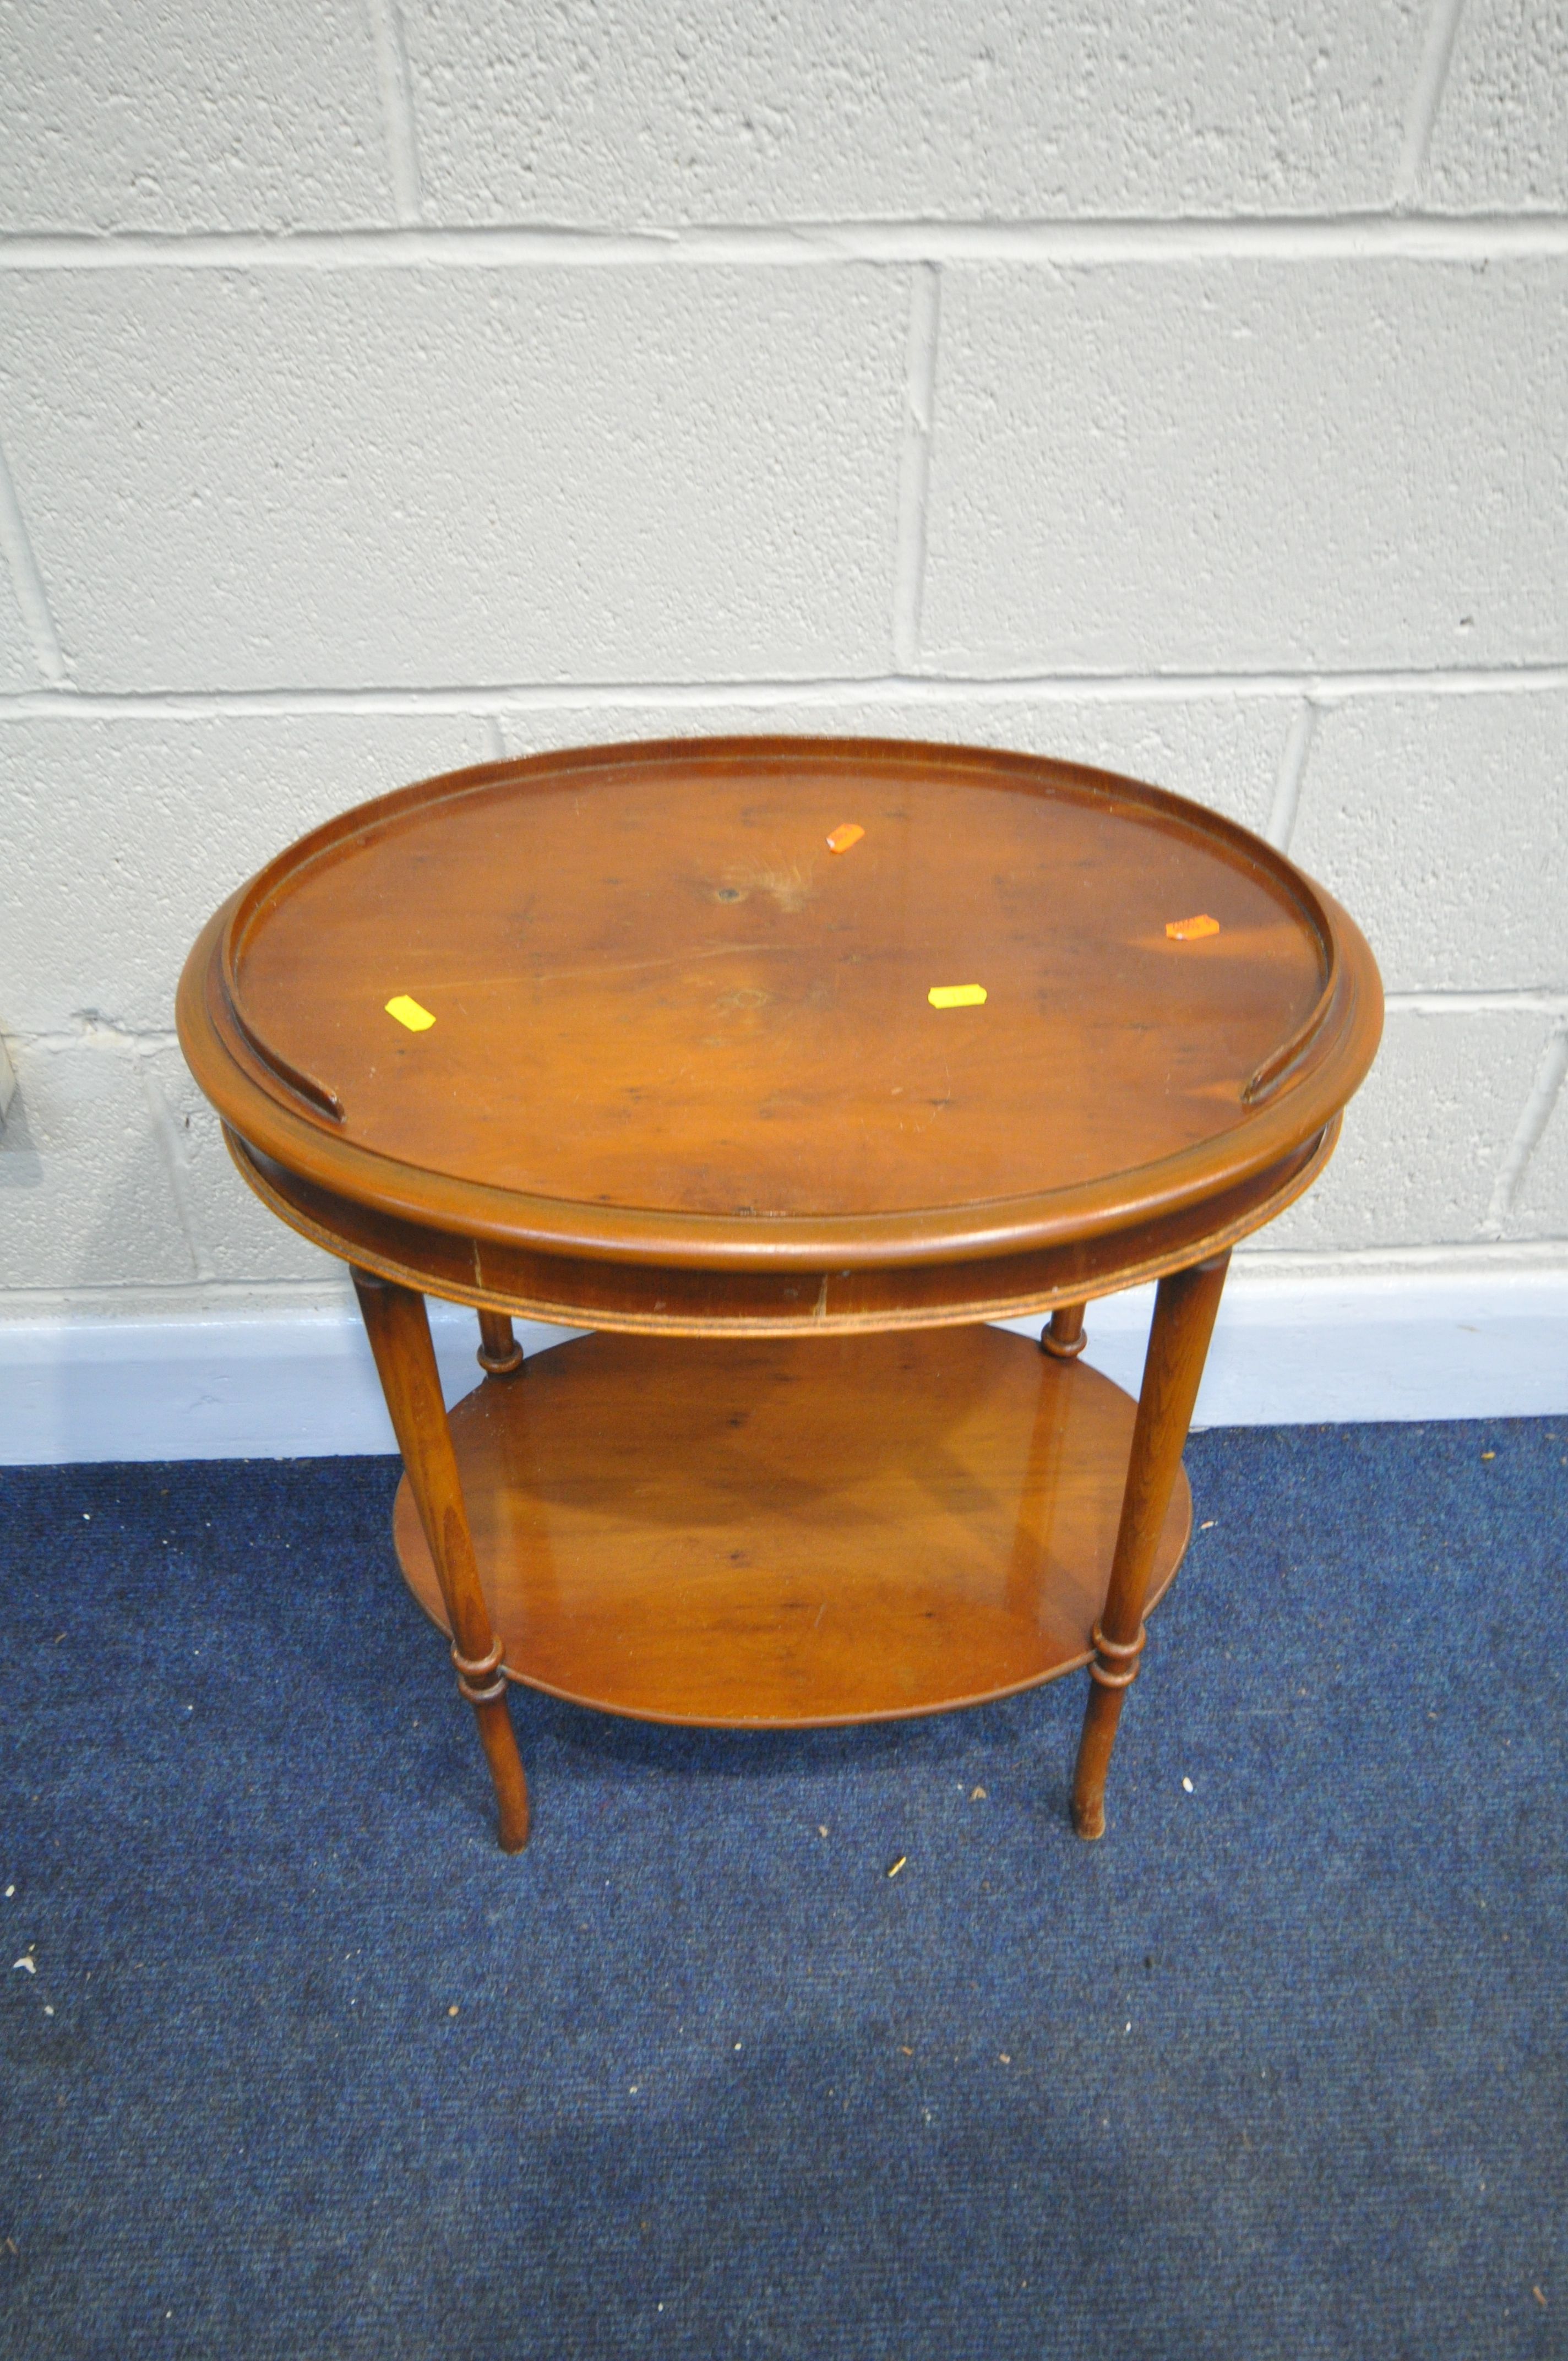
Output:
[
  {"xmin": 219, "ymin": 924, "xmax": 344, "ymax": 1124},
  {"xmin": 227, "ymin": 998, "xmax": 344, "ymax": 1123},
  {"xmin": 1242, "ymin": 977, "xmax": 1337, "ymax": 1108}
]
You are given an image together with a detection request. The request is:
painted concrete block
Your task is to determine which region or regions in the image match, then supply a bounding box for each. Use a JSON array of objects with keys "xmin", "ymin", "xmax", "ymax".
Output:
[
  {"xmin": 0, "ymin": 0, "xmax": 394, "ymax": 232},
  {"xmin": 405, "ymin": 0, "xmax": 1427, "ymax": 224},
  {"xmin": 496, "ymin": 693, "xmax": 1289, "ymax": 835},
  {"xmin": 0, "ymin": 714, "xmax": 494, "ymax": 1035},
  {"xmin": 0, "ymin": 269, "xmax": 907, "ymax": 690},
  {"xmin": 921, "ymin": 262, "xmax": 1568, "ymax": 676},
  {"xmin": 1255, "ymin": 1008, "xmax": 1551, "ymax": 1252},
  {"xmin": 1509, "ymin": 1046, "xmax": 1568, "ymax": 1240},
  {"xmin": 145, "ymin": 1045, "xmax": 339, "ymax": 1284},
  {"xmin": 1425, "ymin": 0, "xmax": 1568, "ymax": 210},
  {"xmin": 0, "ymin": 571, "xmax": 35, "ymax": 692},
  {"xmin": 0, "ymin": 1040, "xmax": 197, "ymax": 1290},
  {"xmin": 1291, "ymin": 691, "xmax": 1568, "ymax": 994}
]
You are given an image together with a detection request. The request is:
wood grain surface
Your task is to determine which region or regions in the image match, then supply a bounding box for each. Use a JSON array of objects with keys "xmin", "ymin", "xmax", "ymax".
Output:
[{"xmin": 393, "ymin": 1326, "xmax": 1191, "ymax": 1727}]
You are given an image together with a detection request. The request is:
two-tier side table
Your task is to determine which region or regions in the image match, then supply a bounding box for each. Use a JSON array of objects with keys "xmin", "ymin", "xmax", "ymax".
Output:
[{"xmin": 177, "ymin": 737, "xmax": 1381, "ymax": 1852}]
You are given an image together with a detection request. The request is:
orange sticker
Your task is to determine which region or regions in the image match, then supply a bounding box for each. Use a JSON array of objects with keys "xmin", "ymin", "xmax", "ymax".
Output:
[
  {"xmin": 825, "ymin": 822, "xmax": 865, "ymax": 854},
  {"xmin": 1166, "ymin": 914, "xmax": 1221, "ymax": 941}
]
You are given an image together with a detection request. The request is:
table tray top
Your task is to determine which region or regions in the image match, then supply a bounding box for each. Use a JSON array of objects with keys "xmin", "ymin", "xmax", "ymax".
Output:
[{"xmin": 177, "ymin": 736, "xmax": 1381, "ymax": 1270}]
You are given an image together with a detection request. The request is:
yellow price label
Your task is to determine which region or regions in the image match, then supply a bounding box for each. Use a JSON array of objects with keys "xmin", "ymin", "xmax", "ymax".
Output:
[{"xmin": 385, "ymin": 994, "xmax": 435, "ymax": 1032}]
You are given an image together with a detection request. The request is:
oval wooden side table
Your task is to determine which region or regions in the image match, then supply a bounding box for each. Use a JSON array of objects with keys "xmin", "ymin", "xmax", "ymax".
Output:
[{"xmin": 177, "ymin": 737, "xmax": 1382, "ymax": 1852}]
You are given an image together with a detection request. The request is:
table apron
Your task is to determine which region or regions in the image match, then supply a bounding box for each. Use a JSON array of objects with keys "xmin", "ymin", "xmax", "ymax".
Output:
[{"xmin": 227, "ymin": 1120, "xmax": 1337, "ymax": 1335}]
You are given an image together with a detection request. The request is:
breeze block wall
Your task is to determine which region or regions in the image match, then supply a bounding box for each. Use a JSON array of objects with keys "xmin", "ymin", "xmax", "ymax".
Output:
[{"xmin": 1, "ymin": 0, "xmax": 1564, "ymax": 1340}]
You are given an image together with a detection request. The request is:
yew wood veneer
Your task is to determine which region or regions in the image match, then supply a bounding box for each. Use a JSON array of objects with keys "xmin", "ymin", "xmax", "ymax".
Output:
[{"xmin": 177, "ymin": 736, "xmax": 1382, "ymax": 1852}]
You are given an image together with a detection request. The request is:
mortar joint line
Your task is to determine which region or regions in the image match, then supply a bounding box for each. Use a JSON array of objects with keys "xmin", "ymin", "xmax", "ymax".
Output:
[
  {"xmin": 135, "ymin": 1057, "xmax": 218, "ymax": 1283},
  {"xmin": 1264, "ymin": 695, "xmax": 1319, "ymax": 853},
  {"xmin": 891, "ymin": 263, "xmax": 941, "ymax": 674},
  {"xmin": 1396, "ymin": 0, "xmax": 1468, "ymax": 208},
  {"xmin": 3, "ymin": 663, "xmax": 1568, "ymax": 723},
  {"xmin": 1478, "ymin": 1015, "xmax": 1568, "ymax": 1241},
  {"xmin": 12, "ymin": 1021, "xmax": 182, "ymax": 1055},
  {"xmin": 1385, "ymin": 991, "xmax": 1568, "ymax": 1016},
  {"xmin": 364, "ymin": 0, "xmax": 426, "ymax": 227},
  {"xmin": 3, "ymin": 210, "xmax": 1568, "ymax": 274},
  {"xmin": 0, "ymin": 1277, "xmax": 375, "ymax": 1316},
  {"xmin": 0, "ymin": 426, "xmax": 69, "ymax": 686},
  {"xmin": 1233, "ymin": 1238, "xmax": 1568, "ymax": 1274}
]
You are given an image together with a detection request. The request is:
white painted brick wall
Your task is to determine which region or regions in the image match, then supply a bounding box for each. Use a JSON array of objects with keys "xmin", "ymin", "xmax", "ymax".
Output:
[
  {"xmin": 497, "ymin": 694, "xmax": 1289, "ymax": 834},
  {"xmin": 401, "ymin": 1, "xmax": 1432, "ymax": 224},
  {"xmin": 0, "ymin": 0, "xmax": 1563, "ymax": 1388},
  {"xmin": 1260, "ymin": 1007, "xmax": 1559, "ymax": 1250},
  {"xmin": 1425, "ymin": 0, "xmax": 1568, "ymax": 206},
  {"xmin": 0, "ymin": 1032, "xmax": 202, "ymax": 1288},
  {"xmin": 0, "ymin": 269, "xmax": 907, "ymax": 688},
  {"xmin": 0, "ymin": 595, "xmax": 31, "ymax": 691},
  {"xmin": 920, "ymin": 260, "xmax": 1568, "ymax": 674},
  {"xmin": 1289, "ymin": 690, "xmax": 1568, "ymax": 994},
  {"xmin": 143, "ymin": 1042, "xmax": 339, "ymax": 1285},
  {"xmin": 1513, "ymin": 1046, "xmax": 1568, "ymax": 1238},
  {"xmin": 0, "ymin": 0, "xmax": 395, "ymax": 232}
]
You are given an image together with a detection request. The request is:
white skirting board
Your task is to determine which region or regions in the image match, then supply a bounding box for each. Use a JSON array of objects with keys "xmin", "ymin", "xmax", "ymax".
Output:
[{"xmin": 0, "ymin": 1267, "xmax": 1564, "ymax": 1466}]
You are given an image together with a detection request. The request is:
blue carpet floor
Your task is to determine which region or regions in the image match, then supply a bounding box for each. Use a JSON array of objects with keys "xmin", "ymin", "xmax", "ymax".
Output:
[{"xmin": 1, "ymin": 1416, "xmax": 1564, "ymax": 2359}]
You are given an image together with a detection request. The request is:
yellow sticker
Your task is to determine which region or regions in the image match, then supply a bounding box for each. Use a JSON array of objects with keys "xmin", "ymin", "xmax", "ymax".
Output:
[
  {"xmin": 826, "ymin": 822, "xmax": 865, "ymax": 854},
  {"xmin": 1166, "ymin": 914, "xmax": 1221, "ymax": 941},
  {"xmin": 385, "ymin": 994, "xmax": 435, "ymax": 1032},
  {"xmin": 928, "ymin": 983, "xmax": 987, "ymax": 1009}
]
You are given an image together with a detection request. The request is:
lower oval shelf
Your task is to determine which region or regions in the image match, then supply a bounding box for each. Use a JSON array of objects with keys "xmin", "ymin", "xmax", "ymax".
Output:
[{"xmin": 393, "ymin": 1324, "xmax": 1190, "ymax": 1728}]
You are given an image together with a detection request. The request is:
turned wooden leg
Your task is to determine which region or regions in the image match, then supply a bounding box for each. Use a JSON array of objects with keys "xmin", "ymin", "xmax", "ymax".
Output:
[
  {"xmin": 352, "ymin": 1267, "xmax": 530, "ymax": 1852},
  {"xmin": 1005, "ymin": 1330, "xmax": 1077, "ymax": 1620},
  {"xmin": 1072, "ymin": 1252, "xmax": 1229, "ymax": 1841},
  {"xmin": 1041, "ymin": 1301, "xmax": 1088, "ymax": 1359},
  {"xmin": 476, "ymin": 1309, "xmax": 525, "ymax": 1377}
]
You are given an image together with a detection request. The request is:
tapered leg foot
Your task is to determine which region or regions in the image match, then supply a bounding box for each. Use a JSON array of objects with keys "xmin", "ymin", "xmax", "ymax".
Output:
[
  {"xmin": 1071, "ymin": 1629, "xmax": 1145, "ymax": 1839},
  {"xmin": 474, "ymin": 1694, "xmax": 530, "ymax": 1851},
  {"xmin": 1070, "ymin": 1253, "xmax": 1228, "ymax": 1839},
  {"xmin": 1074, "ymin": 1791, "xmax": 1108, "ymax": 1843},
  {"xmin": 449, "ymin": 1631, "xmax": 530, "ymax": 1849}
]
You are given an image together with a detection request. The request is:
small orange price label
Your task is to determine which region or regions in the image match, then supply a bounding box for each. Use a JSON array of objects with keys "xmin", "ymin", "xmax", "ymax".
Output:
[
  {"xmin": 1166, "ymin": 914, "xmax": 1220, "ymax": 942},
  {"xmin": 826, "ymin": 823, "xmax": 865, "ymax": 854}
]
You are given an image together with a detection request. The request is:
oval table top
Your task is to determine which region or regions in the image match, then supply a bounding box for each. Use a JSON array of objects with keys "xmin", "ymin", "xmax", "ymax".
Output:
[{"xmin": 178, "ymin": 736, "xmax": 1381, "ymax": 1279}]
